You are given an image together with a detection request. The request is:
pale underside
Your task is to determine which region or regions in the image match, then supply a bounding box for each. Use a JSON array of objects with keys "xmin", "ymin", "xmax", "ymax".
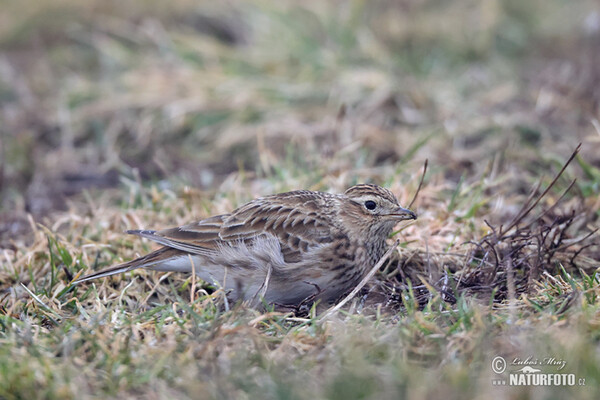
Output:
[{"xmin": 148, "ymin": 234, "xmax": 335, "ymax": 306}]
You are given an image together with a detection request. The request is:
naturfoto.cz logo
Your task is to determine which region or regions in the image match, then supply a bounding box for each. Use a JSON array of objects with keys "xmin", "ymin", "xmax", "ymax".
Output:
[{"xmin": 491, "ymin": 356, "xmax": 585, "ymax": 386}]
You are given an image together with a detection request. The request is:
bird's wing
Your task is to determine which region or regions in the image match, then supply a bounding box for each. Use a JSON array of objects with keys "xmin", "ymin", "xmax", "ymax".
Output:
[
  {"xmin": 129, "ymin": 191, "xmax": 339, "ymax": 263},
  {"xmin": 129, "ymin": 215, "xmax": 228, "ymax": 256}
]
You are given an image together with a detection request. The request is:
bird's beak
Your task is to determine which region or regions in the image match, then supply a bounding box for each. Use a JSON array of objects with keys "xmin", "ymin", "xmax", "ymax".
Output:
[{"xmin": 388, "ymin": 206, "xmax": 417, "ymax": 221}]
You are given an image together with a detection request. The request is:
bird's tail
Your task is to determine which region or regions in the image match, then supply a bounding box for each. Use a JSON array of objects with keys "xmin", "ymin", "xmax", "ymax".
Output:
[{"xmin": 72, "ymin": 247, "xmax": 181, "ymax": 284}]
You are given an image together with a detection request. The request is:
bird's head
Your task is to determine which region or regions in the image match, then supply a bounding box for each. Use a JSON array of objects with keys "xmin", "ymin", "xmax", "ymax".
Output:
[{"xmin": 341, "ymin": 184, "xmax": 417, "ymax": 237}]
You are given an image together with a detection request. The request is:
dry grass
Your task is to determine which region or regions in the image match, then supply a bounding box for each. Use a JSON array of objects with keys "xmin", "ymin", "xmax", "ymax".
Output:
[{"xmin": 1, "ymin": 0, "xmax": 600, "ymax": 399}]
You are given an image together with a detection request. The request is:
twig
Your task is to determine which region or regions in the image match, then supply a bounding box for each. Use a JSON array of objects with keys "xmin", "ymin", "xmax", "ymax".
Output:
[
  {"xmin": 408, "ymin": 159, "xmax": 428, "ymax": 209},
  {"xmin": 248, "ymin": 311, "xmax": 290, "ymax": 327},
  {"xmin": 252, "ymin": 262, "xmax": 273, "ymax": 306},
  {"xmin": 319, "ymin": 240, "xmax": 399, "ymax": 322},
  {"xmin": 501, "ymin": 144, "xmax": 581, "ymax": 237},
  {"xmin": 189, "ymin": 254, "xmax": 196, "ymax": 303},
  {"xmin": 551, "ymin": 228, "xmax": 598, "ymax": 254},
  {"xmin": 221, "ymin": 267, "xmax": 230, "ymax": 312},
  {"xmin": 505, "ymin": 253, "xmax": 516, "ymax": 316},
  {"xmin": 533, "ymin": 179, "xmax": 577, "ymax": 224}
]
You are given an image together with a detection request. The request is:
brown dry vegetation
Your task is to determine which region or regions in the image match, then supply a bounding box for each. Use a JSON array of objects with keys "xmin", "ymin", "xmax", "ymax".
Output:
[{"xmin": 1, "ymin": 1, "xmax": 600, "ymax": 399}]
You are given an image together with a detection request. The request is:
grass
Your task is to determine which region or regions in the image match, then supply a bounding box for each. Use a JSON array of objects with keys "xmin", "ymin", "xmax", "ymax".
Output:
[{"xmin": 1, "ymin": 0, "xmax": 600, "ymax": 398}]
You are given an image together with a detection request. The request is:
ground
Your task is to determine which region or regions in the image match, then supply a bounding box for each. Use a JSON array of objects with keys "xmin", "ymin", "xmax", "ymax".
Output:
[{"xmin": 1, "ymin": 1, "xmax": 600, "ymax": 399}]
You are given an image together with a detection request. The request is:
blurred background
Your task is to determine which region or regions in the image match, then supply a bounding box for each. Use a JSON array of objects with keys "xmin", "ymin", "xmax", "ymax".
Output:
[{"xmin": 1, "ymin": 0, "xmax": 599, "ymax": 245}]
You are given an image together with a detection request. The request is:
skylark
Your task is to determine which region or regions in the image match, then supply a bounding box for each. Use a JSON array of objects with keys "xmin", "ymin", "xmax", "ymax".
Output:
[{"xmin": 75, "ymin": 184, "xmax": 416, "ymax": 307}]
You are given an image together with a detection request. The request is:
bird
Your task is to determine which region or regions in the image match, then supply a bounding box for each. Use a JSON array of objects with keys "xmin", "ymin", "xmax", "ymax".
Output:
[{"xmin": 74, "ymin": 184, "xmax": 416, "ymax": 308}]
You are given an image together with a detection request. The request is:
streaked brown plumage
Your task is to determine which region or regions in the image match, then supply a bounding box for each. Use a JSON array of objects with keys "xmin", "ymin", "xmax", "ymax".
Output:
[{"xmin": 74, "ymin": 184, "xmax": 416, "ymax": 307}]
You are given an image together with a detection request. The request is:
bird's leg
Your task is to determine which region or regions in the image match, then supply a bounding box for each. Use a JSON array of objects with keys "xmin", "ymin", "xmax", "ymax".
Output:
[
  {"xmin": 302, "ymin": 280, "xmax": 323, "ymax": 297},
  {"xmin": 276, "ymin": 281, "xmax": 324, "ymax": 316}
]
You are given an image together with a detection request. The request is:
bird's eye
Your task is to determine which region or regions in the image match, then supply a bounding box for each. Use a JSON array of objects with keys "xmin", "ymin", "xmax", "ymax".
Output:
[{"xmin": 364, "ymin": 200, "xmax": 377, "ymax": 210}]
